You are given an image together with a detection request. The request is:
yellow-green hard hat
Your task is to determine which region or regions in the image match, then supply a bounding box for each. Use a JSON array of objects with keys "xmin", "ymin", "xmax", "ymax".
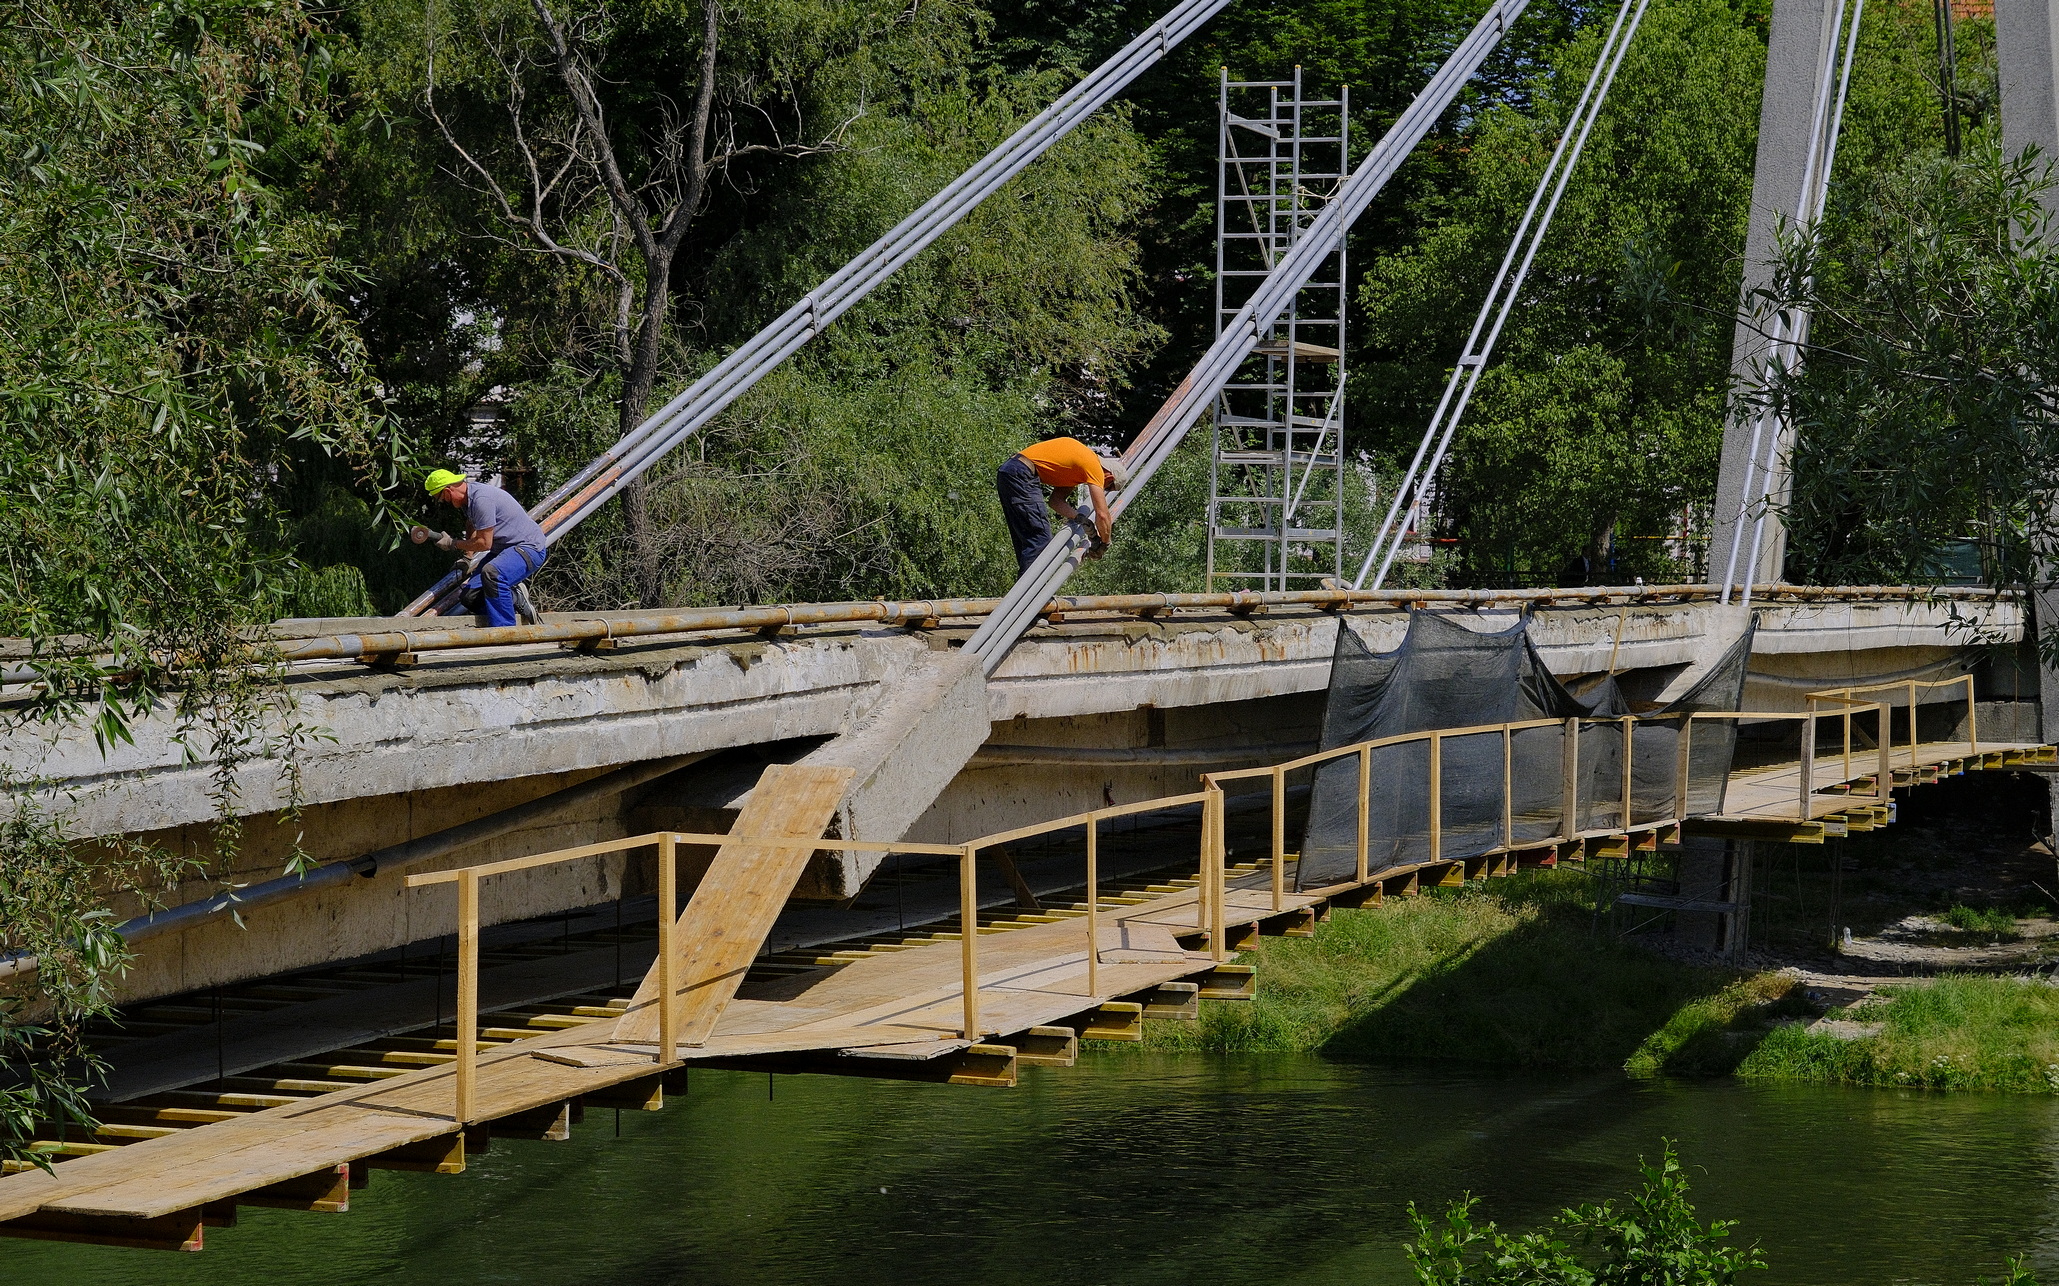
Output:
[{"xmin": 423, "ymin": 468, "xmax": 467, "ymax": 496}]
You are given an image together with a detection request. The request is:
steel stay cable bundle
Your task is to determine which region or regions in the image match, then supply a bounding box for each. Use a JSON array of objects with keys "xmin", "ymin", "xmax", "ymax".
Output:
[
  {"xmin": 402, "ymin": 0, "xmax": 1235, "ymax": 617},
  {"xmin": 1352, "ymin": 0, "xmax": 1654, "ymax": 591},
  {"xmin": 966, "ymin": 0, "xmax": 1536, "ymax": 670}
]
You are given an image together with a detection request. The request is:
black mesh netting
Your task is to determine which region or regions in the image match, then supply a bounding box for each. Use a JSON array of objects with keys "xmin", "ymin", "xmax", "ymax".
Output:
[{"xmin": 1295, "ymin": 611, "xmax": 1756, "ymax": 891}]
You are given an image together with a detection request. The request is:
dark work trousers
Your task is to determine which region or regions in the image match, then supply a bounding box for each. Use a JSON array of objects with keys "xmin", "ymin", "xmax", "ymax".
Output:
[
  {"xmin": 997, "ymin": 455, "xmax": 1052, "ymax": 573},
  {"xmin": 463, "ymin": 544, "xmax": 545, "ymax": 627}
]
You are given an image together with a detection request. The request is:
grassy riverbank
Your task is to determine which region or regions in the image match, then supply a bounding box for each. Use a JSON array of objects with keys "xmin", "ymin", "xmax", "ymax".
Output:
[
  {"xmin": 1137, "ymin": 871, "xmax": 1800, "ymax": 1071},
  {"xmin": 1125, "ymin": 870, "xmax": 2059, "ymax": 1091},
  {"xmin": 1738, "ymin": 976, "xmax": 2059, "ymax": 1092}
]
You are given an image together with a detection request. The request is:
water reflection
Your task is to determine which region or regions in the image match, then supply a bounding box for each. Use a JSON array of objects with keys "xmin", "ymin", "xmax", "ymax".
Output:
[{"xmin": 5, "ymin": 1055, "xmax": 2055, "ymax": 1286}]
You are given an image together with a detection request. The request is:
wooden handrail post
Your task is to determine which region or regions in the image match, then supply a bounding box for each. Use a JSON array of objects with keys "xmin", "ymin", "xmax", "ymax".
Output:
[
  {"xmin": 961, "ymin": 844, "xmax": 980, "ymax": 1041},
  {"xmin": 1906, "ymin": 680, "xmax": 1918, "ymax": 768},
  {"xmin": 1876, "ymin": 702, "xmax": 1891, "ymax": 800},
  {"xmin": 1674, "ymin": 716, "xmax": 1693, "ymax": 822},
  {"xmin": 1358, "ymin": 744, "xmax": 1372, "ymax": 884},
  {"xmin": 1500, "ymin": 727, "xmax": 1514, "ymax": 852},
  {"xmin": 1202, "ymin": 781, "xmax": 1218, "ymax": 962},
  {"xmin": 455, "ymin": 869, "xmax": 478, "ymax": 1124},
  {"xmin": 1270, "ymin": 765, "xmax": 1285, "ymax": 912},
  {"xmin": 1841, "ymin": 696, "xmax": 1852, "ymax": 780},
  {"xmin": 1428, "ymin": 732, "xmax": 1443, "ymax": 866},
  {"xmin": 1560, "ymin": 717, "xmax": 1580, "ymax": 842},
  {"xmin": 1966, "ymin": 675, "xmax": 1978, "ymax": 755},
  {"xmin": 1799, "ymin": 710, "xmax": 1817, "ymax": 821},
  {"xmin": 657, "ymin": 833, "xmax": 677, "ymax": 1062},
  {"xmin": 1086, "ymin": 816, "xmax": 1099, "ymax": 998},
  {"xmin": 1620, "ymin": 715, "xmax": 1634, "ymax": 830}
]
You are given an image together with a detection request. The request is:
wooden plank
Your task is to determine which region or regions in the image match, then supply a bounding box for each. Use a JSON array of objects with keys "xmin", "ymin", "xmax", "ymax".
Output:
[{"xmin": 613, "ymin": 764, "xmax": 856, "ymax": 1047}]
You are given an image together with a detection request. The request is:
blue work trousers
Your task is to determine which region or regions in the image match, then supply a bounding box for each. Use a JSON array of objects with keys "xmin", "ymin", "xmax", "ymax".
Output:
[
  {"xmin": 465, "ymin": 544, "xmax": 545, "ymax": 627},
  {"xmin": 997, "ymin": 455, "xmax": 1052, "ymax": 573}
]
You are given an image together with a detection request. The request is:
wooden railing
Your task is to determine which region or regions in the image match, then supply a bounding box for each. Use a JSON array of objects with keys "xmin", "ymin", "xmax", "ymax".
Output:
[
  {"xmin": 404, "ymin": 803, "xmax": 1232, "ymax": 1122},
  {"xmin": 407, "ymin": 674, "xmax": 1977, "ymax": 1120},
  {"xmin": 1807, "ymin": 674, "xmax": 1978, "ymax": 780}
]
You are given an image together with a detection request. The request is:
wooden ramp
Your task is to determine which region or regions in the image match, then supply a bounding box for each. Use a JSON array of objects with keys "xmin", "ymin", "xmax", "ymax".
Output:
[
  {"xmin": 5, "ymin": 733, "xmax": 2049, "ymax": 1253},
  {"xmin": 0, "ymin": 860, "xmax": 1291, "ymax": 1251},
  {"xmin": 1704, "ymin": 740, "xmax": 2054, "ymax": 840},
  {"xmin": 613, "ymin": 763, "xmax": 851, "ymax": 1048}
]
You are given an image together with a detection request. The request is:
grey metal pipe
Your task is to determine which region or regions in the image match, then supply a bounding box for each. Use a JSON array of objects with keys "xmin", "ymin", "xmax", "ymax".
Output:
[
  {"xmin": 1359, "ymin": 0, "xmax": 1655, "ymax": 590},
  {"xmin": 0, "ymin": 753, "xmax": 702, "ymax": 981},
  {"xmin": 0, "ymin": 584, "xmax": 2021, "ymax": 687}
]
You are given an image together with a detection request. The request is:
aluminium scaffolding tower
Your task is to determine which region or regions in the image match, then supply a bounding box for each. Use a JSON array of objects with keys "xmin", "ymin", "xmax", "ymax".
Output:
[{"xmin": 1207, "ymin": 70, "xmax": 1350, "ymax": 590}]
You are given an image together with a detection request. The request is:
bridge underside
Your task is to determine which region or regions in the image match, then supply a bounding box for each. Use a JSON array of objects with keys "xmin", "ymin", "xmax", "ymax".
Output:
[{"xmin": 2, "ymin": 587, "xmax": 2031, "ymax": 1011}]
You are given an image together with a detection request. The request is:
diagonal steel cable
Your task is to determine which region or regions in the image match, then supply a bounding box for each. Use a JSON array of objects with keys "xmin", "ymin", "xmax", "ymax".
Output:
[
  {"xmin": 402, "ymin": 0, "xmax": 1236, "ymax": 616},
  {"xmin": 965, "ymin": 0, "xmax": 1537, "ymax": 672},
  {"xmin": 1352, "ymin": 0, "xmax": 1653, "ymax": 591}
]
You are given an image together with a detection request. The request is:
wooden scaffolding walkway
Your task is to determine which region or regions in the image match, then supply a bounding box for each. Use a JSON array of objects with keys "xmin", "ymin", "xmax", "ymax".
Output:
[{"xmin": 1, "ymin": 675, "xmax": 2049, "ymax": 1252}]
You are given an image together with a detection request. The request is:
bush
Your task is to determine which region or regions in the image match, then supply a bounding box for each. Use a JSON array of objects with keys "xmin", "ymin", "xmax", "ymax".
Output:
[
  {"xmin": 1404, "ymin": 1143, "xmax": 2039, "ymax": 1285},
  {"xmin": 1405, "ymin": 1142, "xmax": 1764, "ymax": 1285},
  {"xmin": 1941, "ymin": 905, "xmax": 2020, "ymax": 937}
]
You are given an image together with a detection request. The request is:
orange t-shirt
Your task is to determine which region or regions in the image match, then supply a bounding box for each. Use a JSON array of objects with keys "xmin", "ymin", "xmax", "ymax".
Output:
[{"xmin": 1017, "ymin": 437, "xmax": 1106, "ymax": 490}]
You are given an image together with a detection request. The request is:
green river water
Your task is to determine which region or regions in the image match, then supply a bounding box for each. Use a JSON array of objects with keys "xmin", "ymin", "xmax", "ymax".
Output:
[{"xmin": 5, "ymin": 1054, "xmax": 2054, "ymax": 1285}]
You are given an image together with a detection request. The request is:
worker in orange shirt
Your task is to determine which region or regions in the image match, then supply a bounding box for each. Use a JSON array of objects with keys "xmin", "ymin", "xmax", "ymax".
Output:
[{"xmin": 997, "ymin": 436, "xmax": 1129, "ymax": 573}]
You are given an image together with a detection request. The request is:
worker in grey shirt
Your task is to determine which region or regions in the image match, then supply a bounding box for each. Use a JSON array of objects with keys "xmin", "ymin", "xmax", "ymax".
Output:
[{"xmin": 410, "ymin": 468, "xmax": 546, "ymax": 625}]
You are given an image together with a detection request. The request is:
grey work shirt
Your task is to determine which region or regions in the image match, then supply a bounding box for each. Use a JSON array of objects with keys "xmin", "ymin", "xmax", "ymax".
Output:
[{"xmin": 464, "ymin": 480, "xmax": 547, "ymax": 557}]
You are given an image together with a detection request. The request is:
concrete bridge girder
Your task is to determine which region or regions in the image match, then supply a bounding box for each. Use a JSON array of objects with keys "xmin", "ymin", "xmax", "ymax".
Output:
[{"xmin": 9, "ymin": 597, "xmax": 2017, "ymax": 843}]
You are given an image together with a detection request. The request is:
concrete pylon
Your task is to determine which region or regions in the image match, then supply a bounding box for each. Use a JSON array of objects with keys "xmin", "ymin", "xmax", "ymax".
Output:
[
  {"xmin": 1710, "ymin": 0, "xmax": 1846, "ymax": 592},
  {"xmin": 1994, "ymin": 0, "xmax": 2059, "ymax": 813},
  {"xmin": 1998, "ymin": 0, "xmax": 2059, "ymax": 202}
]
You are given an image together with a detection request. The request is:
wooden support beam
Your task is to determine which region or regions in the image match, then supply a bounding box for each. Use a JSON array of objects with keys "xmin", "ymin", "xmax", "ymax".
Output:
[
  {"xmin": 1328, "ymin": 883, "xmax": 1381, "ymax": 909},
  {"xmin": 1686, "ymin": 818, "xmax": 1827, "ymax": 845},
  {"xmin": 238, "ymin": 1164, "xmax": 351, "ymax": 1214},
  {"xmin": 583, "ymin": 1074, "xmax": 664, "ymax": 1112},
  {"xmin": 490, "ymin": 1099, "xmax": 578, "ymax": 1142},
  {"xmin": 710, "ymin": 1044, "xmax": 1019, "ymax": 1088},
  {"xmin": 989, "ymin": 845, "xmax": 1042, "ymax": 911},
  {"xmin": 1009, "ymin": 1026, "xmax": 1078, "ymax": 1067},
  {"xmin": 1217, "ymin": 921, "xmax": 1261, "ymax": 952},
  {"xmin": 0, "ymin": 1206, "xmax": 206, "ymax": 1252},
  {"xmin": 1261, "ymin": 906, "xmax": 1317, "ymax": 937},
  {"xmin": 613, "ymin": 764, "xmax": 856, "ymax": 1050},
  {"xmin": 1132, "ymin": 981, "xmax": 1200, "ymax": 1021},
  {"xmin": 361, "ymin": 1131, "xmax": 466, "ymax": 1174},
  {"xmin": 1065, "ymin": 1001, "xmax": 1144, "ymax": 1042},
  {"xmin": 1192, "ymin": 962, "xmax": 1257, "ymax": 1001},
  {"xmin": 944, "ymin": 1045, "xmax": 1018, "ymax": 1088}
]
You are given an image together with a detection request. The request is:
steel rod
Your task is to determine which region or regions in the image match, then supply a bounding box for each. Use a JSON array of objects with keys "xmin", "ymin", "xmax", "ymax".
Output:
[
  {"xmin": 965, "ymin": 0, "xmax": 1535, "ymax": 669},
  {"xmin": 403, "ymin": 0, "xmax": 1235, "ymax": 615}
]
